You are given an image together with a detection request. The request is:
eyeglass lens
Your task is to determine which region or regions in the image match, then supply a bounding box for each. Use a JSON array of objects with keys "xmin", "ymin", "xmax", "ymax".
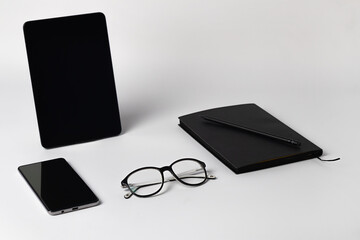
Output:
[
  {"xmin": 127, "ymin": 168, "xmax": 163, "ymax": 196},
  {"xmin": 171, "ymin": 159, "xmax": 206, "ymax": 185}
]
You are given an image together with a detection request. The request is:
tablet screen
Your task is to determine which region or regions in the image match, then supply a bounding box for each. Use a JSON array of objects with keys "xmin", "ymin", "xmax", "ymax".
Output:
[{"xmin": 24, "ymin": 13, "xmax": 121, "ymax": 148}]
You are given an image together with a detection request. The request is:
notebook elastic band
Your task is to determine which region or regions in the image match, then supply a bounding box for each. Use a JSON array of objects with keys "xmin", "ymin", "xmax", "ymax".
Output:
[{"xmin": 317, "ymin": 157, "xmax": 340, "ymax": 162}]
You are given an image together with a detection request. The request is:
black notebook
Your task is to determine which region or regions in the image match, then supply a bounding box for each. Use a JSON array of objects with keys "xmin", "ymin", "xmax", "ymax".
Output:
[{"xmin": 179, "ymin": 104, "xmax": 322, "ymax": 174}]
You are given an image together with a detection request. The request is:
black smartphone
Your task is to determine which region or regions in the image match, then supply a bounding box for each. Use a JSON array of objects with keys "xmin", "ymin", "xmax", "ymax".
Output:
[{"xmin": 18, "ymin": 158, "xmax": 99, "ymax": 215}]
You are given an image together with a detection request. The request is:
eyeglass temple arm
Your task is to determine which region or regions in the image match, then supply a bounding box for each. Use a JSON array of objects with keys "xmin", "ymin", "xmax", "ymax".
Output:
[
  {"xmin": 123, "ymin": 181, "xmax": 164, "ymax": 199},
  {"xmin": 123, "ymin": 169, "xmax": 216, "ymax": 199}
]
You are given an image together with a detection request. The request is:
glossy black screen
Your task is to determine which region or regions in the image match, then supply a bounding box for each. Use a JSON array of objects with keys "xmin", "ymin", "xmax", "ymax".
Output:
[
  {"xmin": 18, "ymin": 158, "xmax": 99, "ymax": 214},
  {"xmin": 24, "ymin": 13, "xmax": 121, "ymax": 148}
]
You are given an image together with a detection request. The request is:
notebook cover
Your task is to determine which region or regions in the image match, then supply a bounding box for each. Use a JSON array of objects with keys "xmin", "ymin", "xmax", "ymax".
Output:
[{"xmin": 179, "ymin": 104, "xmax": 322, "ymax": 174}]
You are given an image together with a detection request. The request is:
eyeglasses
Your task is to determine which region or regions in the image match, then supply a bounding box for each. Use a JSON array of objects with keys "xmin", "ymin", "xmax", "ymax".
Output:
[{"xmin": 121, "ymin": 158, "xmax": 216, "ymax": 199}]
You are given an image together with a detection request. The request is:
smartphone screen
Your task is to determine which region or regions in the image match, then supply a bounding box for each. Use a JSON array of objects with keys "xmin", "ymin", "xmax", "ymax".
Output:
[{"xmin": 18, "ymin": 158, "xmax": 99, "ymax": 215}]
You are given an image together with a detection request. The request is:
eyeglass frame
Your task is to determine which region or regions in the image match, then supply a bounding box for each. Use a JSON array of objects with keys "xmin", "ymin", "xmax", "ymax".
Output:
[{"xmin": 121, "ymin": 158, "xmax": 215, "ymax": 199}]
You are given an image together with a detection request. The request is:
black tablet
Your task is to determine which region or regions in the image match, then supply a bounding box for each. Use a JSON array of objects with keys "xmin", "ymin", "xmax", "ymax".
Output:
[
  {"xmin": 24, "ymin": 13, "xmax": 121, "ymax": 148},
  {"xmin": 19, "ymin": 158, "xmax": 100, "ymax": 215}
]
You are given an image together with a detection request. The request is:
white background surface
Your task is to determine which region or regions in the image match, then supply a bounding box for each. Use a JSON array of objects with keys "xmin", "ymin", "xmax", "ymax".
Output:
[{"xmin": 1, "ymin": 0, "xmax": 359, "ymax": 239}]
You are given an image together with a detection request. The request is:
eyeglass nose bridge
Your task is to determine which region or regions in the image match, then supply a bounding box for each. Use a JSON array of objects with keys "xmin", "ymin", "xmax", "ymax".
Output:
[
  {"xmin": 159, "ymin": 166, "xmax": 182, "ymax": 181},
  {"xmin": 159, "ymin": 166, "xmax": 174, "ymax": 175}
]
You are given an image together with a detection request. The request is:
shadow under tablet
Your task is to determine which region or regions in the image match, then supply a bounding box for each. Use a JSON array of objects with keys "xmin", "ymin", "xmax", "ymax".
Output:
[{"xmin": 24, "ymin": 12, "xmax": 121, "ymax": 148}]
